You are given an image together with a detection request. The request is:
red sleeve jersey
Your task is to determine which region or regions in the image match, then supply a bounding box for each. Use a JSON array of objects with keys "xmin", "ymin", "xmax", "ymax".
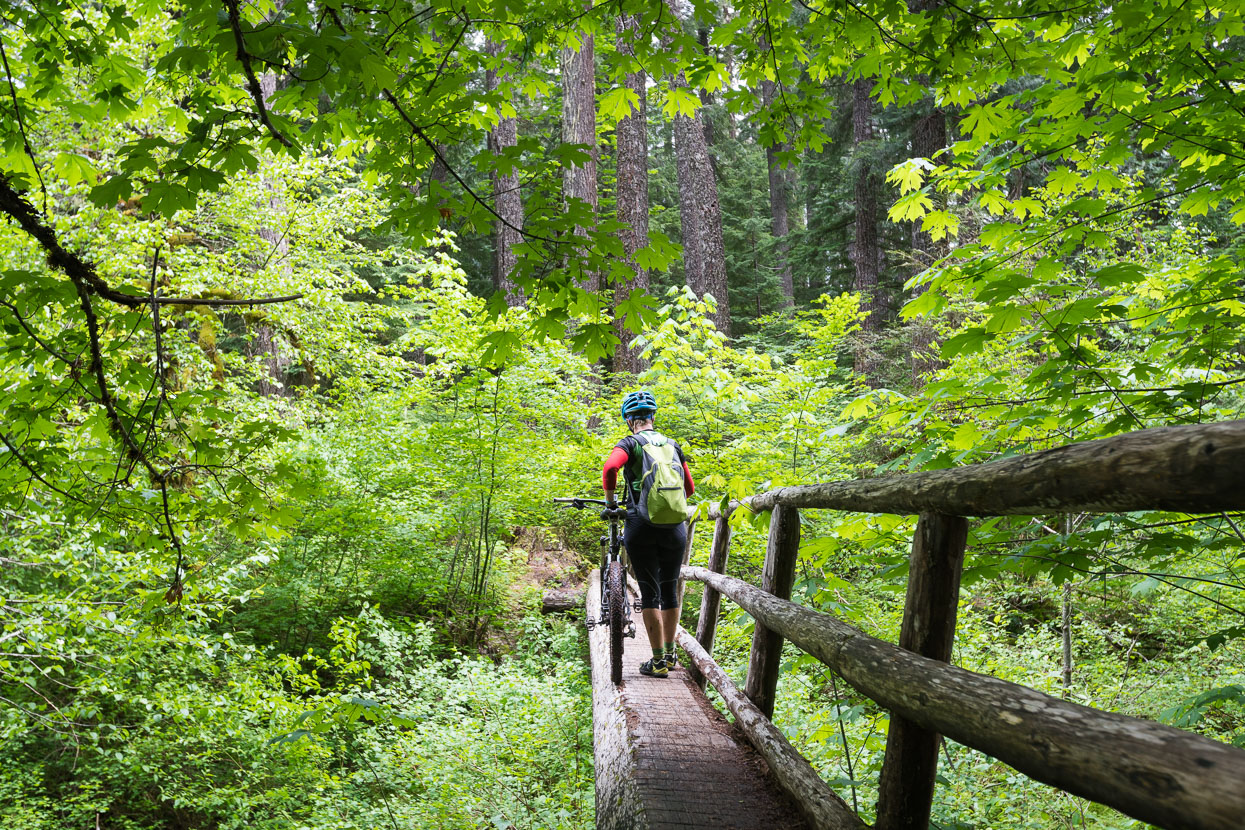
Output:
[{"xmin": 602, "ymin": 446, "xmax": 694, "ymax": 495}]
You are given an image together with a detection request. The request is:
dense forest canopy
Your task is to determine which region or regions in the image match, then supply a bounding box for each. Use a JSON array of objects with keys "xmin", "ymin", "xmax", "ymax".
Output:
[{"xmin": 1, "ymin": 0, "xmax": 1243, "ymax": 827}]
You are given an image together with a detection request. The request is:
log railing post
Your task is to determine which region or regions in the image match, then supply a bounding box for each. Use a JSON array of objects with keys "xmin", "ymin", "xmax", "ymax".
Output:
[
  {"xmin": 744, "ymin": 504, "xmax": 800, "ymax": 719},
  {"xmin": 688, "ymin": 514, "xmax": 732, "ymax": 690},
  {"xmin": 875, "ymin": 511, "xmax": 968, "ymax": 830}
]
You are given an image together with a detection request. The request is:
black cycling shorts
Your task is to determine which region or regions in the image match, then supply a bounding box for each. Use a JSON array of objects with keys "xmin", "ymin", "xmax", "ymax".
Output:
[{"xmin": 624, "ymin": 516, "xmax": 688, "ymax": 610}]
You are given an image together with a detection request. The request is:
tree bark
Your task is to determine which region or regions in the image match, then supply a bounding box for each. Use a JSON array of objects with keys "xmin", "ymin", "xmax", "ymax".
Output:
[
  {"xmin": 673, "ymin": 102, "xmax": 705, "ymax": 293},
  {"xmin": 561, "ymin": 23, "xmax": 598, "ymax": 292},
  {"xmin": 875, "ymin": 513, "xmax": 967, "ymax": 830},
  {"xmin": 485, "ymin": 38, "xmax": 524, "ymax": 306},
  {"xmin": 907, "ymin": 39, "xmax": 947, "ymax": 383},
  {"xmin": 744, "ymin": 420, "xmax": 1245, "ymax": 517},
  {"xmin": 672, "ymin": 76, "xmax": 731, "ymax": 335},
  {"xmin": 744, "ymin": 504, "xmax": 800, "ymax": 719},
  {"xmin": 613, "ymin": 15, "xmax": 649, "ymax": 373},
  {"xmin": 852, "ymin": 76, "xmax": 883, "ymax": 378},
  {"xmin": 760, "ymin": 78, "xmax": 795, "ymax": 308}
]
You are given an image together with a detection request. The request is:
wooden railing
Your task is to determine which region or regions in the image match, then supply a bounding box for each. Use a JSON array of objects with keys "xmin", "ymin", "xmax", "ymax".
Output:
[{"xmin": 676, "ymin": 420, "xmax": 1245, "ymax": 830}]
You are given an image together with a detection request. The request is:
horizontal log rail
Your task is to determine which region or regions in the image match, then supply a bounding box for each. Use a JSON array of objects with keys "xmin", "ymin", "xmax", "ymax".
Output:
[
  {"xmin": 700, "ymin": 420, "xmax": 1245, "ymax": 518},
  {"xmin": 682, "ymin": 565, "xmax": 1245, "ymax": 830},
  {"xmin": 676, "ymin": 422, "xmax": 1245, "ymax": 829}
]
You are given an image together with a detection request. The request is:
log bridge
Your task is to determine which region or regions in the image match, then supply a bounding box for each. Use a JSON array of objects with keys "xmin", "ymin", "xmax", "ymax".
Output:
[{"xmin": 587, "ymin": 420, "xmax": 1245, "ymax": 830}]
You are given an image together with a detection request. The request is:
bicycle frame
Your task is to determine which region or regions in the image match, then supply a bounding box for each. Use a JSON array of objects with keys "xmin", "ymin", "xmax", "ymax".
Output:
[{"xmin": 553, "ymin": 498, "xmax": 636, "ymax": 636}]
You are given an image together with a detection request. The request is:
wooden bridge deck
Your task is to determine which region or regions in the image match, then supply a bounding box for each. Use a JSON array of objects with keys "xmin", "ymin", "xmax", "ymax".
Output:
[{"xmin": 588, "ymin": 571, "xmax": 808, "ymax": 830}]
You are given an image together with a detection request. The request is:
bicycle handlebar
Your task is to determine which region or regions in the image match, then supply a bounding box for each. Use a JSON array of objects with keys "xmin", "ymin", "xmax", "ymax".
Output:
[{"xmin": 553, "ymin": 497, "xmax": 627, "ymax": 520}]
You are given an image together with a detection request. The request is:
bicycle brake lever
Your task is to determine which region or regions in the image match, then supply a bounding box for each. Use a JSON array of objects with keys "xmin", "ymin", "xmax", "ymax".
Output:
[{"xmin": 571, "ymin": 498, "xmax": 584, "ymax": 509}]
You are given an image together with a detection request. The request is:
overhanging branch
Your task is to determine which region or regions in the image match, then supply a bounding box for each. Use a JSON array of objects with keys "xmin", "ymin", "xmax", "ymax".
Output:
[
  {"xmin": 221, "ymin": 0, "xmax": 294, "ymax": 148},
  {"xmin": 0, "ymin": 176, "xmax": 303, "ymax": 308},
  {"xmin": 382, "ymin": 89, "xmax": 563, "ymax": 246}
]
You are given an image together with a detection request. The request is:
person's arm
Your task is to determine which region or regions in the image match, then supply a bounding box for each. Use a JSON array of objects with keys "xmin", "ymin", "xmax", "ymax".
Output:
[
  {"xmin": 602, "ymin": 446, "xmax": 629, "ymax": 505},
  {"xmin": 682, "ymin": 460, "xmax": 695, "ymax": 496}
]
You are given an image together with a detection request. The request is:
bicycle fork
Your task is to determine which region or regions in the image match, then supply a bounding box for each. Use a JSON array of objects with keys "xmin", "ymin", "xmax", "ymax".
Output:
[
  {"xmin": 584, "ymin": 539, "xmax": 637, "ymax": 639},
  {"xmin": 584, "ymin": 568, "xmax": 637, "ymax": 639}
]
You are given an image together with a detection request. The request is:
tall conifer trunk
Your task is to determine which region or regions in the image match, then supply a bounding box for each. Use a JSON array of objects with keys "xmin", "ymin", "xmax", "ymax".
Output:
[
  {"xmin": 613, "ymin": 15, "xmax": 649, "ymax": 373},
  {"xmin": 907, "ymin": 0, "xmax": 949, "ymax": 383},
  {"xmin": 561, "ymin": 25, "xmax": 598, "ymax": 291},
  {"xmin": 665, "ymin": 1, "xmax": 730, "ymax": 335},
  {"xmin": 673, "ymin": 96, "xmax": 730, "ymax": 335},
  {"xmin": 852, "ymin": 76, "xmax": 883, "ymax": 380},
  {"xmin": 760, "ymin": 78, "xmax": 795, "ymax": 309},
  {"xmin": 485, "ymin": 38, "xmax": 524, "ymax": 306}
]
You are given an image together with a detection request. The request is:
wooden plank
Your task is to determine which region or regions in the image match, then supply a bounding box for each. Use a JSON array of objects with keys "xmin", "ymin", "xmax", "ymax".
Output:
[
  {"xmin": 744, "ymin": 504, "xmax": 800, "ymax": 719},
  {"xmin": 586, "ymin": 569, "xmax": 649, "ymax": 830},
  {"xmin": 688, "ymin": 514, "xmax": 732, "ymax": 690},
  {"xmin": 676, "ymin": 628, "xmax": 866, "ymax": 830},
  {"xmin": 682, "ymin": 565, "xmax": 1245, "ymax": 830},
  {"xmin": 875, "ymin": 513, "xmax": 968, "ymax": 830},
  {"xmin": 745, "ymin": 420, "xmax": 1245, "ymax": 516}
]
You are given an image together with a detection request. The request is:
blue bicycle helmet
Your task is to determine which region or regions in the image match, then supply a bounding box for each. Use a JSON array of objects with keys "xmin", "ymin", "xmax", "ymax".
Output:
[{"xmin": 620, "ymin": 390, "xmax": 657, "ymax": 420}]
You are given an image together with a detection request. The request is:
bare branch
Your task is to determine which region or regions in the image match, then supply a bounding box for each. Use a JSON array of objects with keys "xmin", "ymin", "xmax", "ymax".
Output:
[
  {"xmin": 221, "ymin": 0, "xmax": 294, "ymax": 148},
  {"xmin": 382, "ymin": 90, "xmax": 563, "ymax": 245},
  {"xmin": 0, "ymin": 176, "xmax": 303, "ymax": 307},
  {"xmin": 0, "ymin": 32, "xmax": 48, "ymax": 215}
]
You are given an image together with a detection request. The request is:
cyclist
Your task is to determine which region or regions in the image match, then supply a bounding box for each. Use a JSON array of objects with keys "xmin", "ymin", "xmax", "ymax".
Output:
[{"xmin": 601, "ymin": 390, "xmax": 695, "ymax": 678}]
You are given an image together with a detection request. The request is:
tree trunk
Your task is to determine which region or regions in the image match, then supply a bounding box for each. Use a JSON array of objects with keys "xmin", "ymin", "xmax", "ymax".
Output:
[
  {"xmin": 673, "ymin": 99, "xmax": 705, "ymax": 294},
  {"xmin": 760, "ymin": 78, "xmax": 795, "ymax": 309},
  {"xmin": 663, "ymin": 0, "xmax": 729, "ymax": 335},
  {"xmin": 485, "ymin": 38, "xmax": 524, "ymax": 306},
  {"xmin": 907, "ymin": 25, "xmax": 947, "ymax": 383},
  {"xmin": 613, "ymin": 15, "xmax": 649, "ymax": 373},
  {"xmin": 1061, "ymin": 515, "xmax": 1074, "ymax": 692},
  {"xmin": 852, "ymin": 76, "xmax": 882, "ymax": 379},
  {"xmin": 673, "ymin": 100, "xmax": 730, "ymax": 335},
  {"xmin": 561, "ymin": 23, "xmax": 598, "ymax": 292},
  {"xmin": 696, "ymin": 25, "xmax": 719, "ymax": 172}
]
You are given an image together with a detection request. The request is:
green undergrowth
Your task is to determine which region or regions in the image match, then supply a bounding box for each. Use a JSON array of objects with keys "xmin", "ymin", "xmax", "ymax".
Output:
[{"xmin": 0, "ymin": 606, "xmax": 593, "ymax": 830}]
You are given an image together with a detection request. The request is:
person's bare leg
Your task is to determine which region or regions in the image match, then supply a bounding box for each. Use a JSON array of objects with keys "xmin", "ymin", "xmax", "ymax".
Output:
[
  {"xmin": 660, "ymin": 607, "xmax": 680, "ymax": 649},
  {"xmin": 641, "ymin": 608, "xmax": 664, "ymax": 651}
]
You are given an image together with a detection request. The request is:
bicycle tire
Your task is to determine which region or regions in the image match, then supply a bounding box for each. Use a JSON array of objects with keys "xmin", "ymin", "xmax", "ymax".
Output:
[{"xmin": 607, "ymin": 559, "xmax": 625, "ymax": 685}]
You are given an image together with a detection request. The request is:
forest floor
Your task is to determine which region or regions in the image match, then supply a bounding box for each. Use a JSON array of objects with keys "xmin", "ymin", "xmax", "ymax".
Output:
[{"xmin": 483, "ymin": 527, "xmax": 590, "ymax": 655}]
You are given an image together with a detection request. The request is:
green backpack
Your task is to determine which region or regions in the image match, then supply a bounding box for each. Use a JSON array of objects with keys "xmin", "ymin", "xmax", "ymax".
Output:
[{"xmin": 629, "ymin": 431, "xmax": 690, "ymax": 527}]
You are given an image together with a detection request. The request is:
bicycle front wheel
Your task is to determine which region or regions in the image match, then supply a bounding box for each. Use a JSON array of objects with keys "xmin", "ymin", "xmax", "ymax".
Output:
[{"xmin": 607, "ymin": 559, "xmax": 625, "ymax": 685}]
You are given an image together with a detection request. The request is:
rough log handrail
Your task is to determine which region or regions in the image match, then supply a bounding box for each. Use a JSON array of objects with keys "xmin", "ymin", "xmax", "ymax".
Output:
[
  {"xmin": 679, "ymin": 420, "xmax": 1245, "ymax": 830},
  {"xmin": 730, "ymin": 420, "xmax": 1245, "ymax": 516},
  {"xmin": 681, "ymin": 569, "xmax": 1245, "ymax": 830}
]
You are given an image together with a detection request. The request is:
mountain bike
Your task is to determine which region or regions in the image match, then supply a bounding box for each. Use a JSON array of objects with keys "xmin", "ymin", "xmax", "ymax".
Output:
[{"xmin": 554, "ymin": 497, "xmax": 636, "ymax": 684}]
